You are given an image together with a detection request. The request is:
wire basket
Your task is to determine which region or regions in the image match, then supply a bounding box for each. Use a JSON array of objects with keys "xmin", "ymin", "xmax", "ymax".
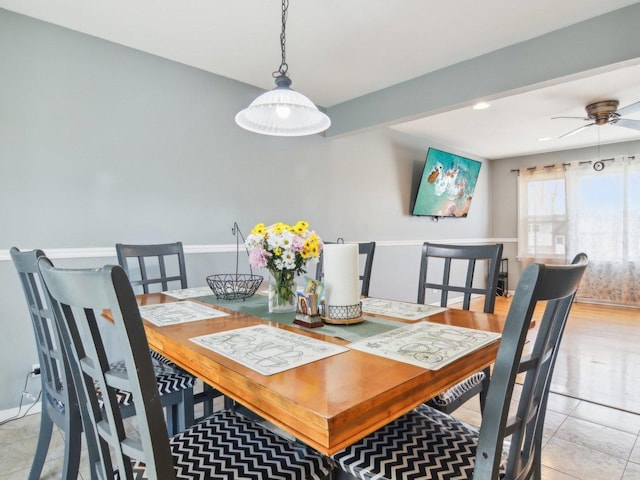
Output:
[
  {"xmin": 206, "ymin": 222, "xmax": 263, "ymax": 301},
  {"xmin": 206, "ymin": 273, "xmax": 262, "ymax": 300}
]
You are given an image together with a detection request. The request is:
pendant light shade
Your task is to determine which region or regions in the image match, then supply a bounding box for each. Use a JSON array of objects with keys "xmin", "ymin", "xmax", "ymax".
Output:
[
  {"xmin": 236, "ymin": 75, "xmax": 330, "ymax": 136},
  {"xmin": 235, "ymin": 0, "xmax": 330, "ymax": 137}
]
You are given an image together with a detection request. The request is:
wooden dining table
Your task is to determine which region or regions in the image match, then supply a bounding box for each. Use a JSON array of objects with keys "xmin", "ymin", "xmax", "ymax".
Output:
[{"xmin": 132, "ymin": 292, "xmax": 505, "ymax": 455}]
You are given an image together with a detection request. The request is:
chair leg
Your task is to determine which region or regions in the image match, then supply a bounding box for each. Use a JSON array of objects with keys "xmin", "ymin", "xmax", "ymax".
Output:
[
  {"xmin": 28, "ymin": 409, "xmax": 54, "ymax": 480},
  {"xmin": 331, "ymin": 468, "xmax": 358, "ymax": 479},
  {"xmin": 202, "ymin": 384, "xmax": 215, "ymax": 417},
  {"xmin": 60, "ymin": 407, "xmax": 82, "ymax": 480},
  {"xmin": 194, "ymin": 383, "xmax": 231, "ymax": 419},
  {"xmin": 166, "ymin": 402, "xmax": 176, "ymax": 437},
  {"xmin": 166, "ymin": 388, "xmax": 195, "ymax": 436},
  {"xmin": 479, "ymin": 366, "xmax": 491, "ymax": 414},
  {"xmin": 182, "ymin": 387, "xmax": 195, "ymax": 430}
]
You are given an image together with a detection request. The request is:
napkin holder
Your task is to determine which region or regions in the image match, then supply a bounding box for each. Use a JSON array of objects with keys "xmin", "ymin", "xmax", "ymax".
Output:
[{"xmin": 294, "ymin": 292, "xmax": 324, "ymax": 328}]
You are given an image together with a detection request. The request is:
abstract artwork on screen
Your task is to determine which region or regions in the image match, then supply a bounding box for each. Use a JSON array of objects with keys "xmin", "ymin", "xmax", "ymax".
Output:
[{"xmin": 412, "ymin": 148, "xmax": 482, "ymax": 217}]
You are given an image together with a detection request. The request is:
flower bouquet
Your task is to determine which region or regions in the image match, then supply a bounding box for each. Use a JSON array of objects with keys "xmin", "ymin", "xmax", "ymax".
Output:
[{"xmin": 245, "ymin": 221, "xmax": 323, "ymax": 312}]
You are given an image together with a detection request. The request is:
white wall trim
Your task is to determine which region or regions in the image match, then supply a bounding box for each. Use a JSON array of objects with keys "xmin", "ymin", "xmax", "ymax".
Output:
[
  {"xmin": 0, "ymin": 239, "xmax": 518, "ymax": 262},
  {"xmin": 367, "ymin": 238, "xmax": 517, "ymax": 247},
  {"xmin": 0, "ymin": 244, "xmax": 239, "ymax": 261},
  {"xmin": 0, "ymin": 401, "xmax": 41, "ymax": 423}
]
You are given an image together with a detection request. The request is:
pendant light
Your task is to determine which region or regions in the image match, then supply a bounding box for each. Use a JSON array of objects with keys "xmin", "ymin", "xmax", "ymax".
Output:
[{"xmin": 235, "ymin": 0, "xmax": 330, "ymax": 136}]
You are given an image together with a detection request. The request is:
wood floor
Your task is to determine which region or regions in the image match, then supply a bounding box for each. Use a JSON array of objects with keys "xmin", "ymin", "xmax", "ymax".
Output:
[{"xmin": 488, "ymin": 296, "xmax": 640, "ymax": 414}]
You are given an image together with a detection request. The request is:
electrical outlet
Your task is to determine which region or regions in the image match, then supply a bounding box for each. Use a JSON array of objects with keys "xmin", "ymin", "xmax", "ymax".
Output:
[{"xmin": 31, "ymin": 363, "xmax": 41, "ymax": 376}]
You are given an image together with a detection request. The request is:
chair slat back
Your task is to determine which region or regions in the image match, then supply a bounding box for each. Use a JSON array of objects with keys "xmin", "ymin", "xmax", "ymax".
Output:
[
  {"xmin": 418, "ymin": 243, "xmax": 504, "ymax": 313},
  {"xmin": 39, "ymin": 258, "xmax": 175, "ymax": 480},
  {"xmin": 10, "ymin": 248, "xmax": 76, "ymax": 426},
  {"xmin": 116, "ymin": 242, "xmax": 187, "ymax": 294},
  {"xmin": 316, "ymin": 241, "xmax": 376, "ymax": 296},
  {"xmin": 474, "ymin": 253, "xmax": 588, "ymax": 480}
]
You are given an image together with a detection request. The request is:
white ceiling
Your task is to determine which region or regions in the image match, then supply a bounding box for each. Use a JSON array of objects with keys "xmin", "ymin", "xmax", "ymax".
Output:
[
  {"xmin": 391, "ymin": 63, "xmax": 640, "ymax": 159},
  {"xmin": 1, "ymin": 0, "xmax": 640, "ymax": 159}
]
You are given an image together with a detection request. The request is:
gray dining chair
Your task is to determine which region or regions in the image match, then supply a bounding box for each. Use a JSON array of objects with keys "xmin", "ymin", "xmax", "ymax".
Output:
[
  {"xmin": 38, "ymin": 257, "xmax": 335, "ymax": 480},
  {"xmin": 10, "ymin": 247, "xmax": 82, "ymax": 480},
  {"xmin": 115, "ymin": 242, "xmax": 188, "ymax": 293},
  {"xmin": 11, "ymin": 247, "xmax": 195, "ymax": 440},
  {"xmin": 332, "ymin": 253, "xmax": 588, "ymax": 480},
  {"xmin": 417, "ymin": 242, "xmax": 503, "ymax": 414},
  {"xmin": 315, "ymin": 241, "xmax": 376, "ymax": 296},
  {"xmin": 115, "ymin": 241, "xmax": 227, "ymax": 418}
]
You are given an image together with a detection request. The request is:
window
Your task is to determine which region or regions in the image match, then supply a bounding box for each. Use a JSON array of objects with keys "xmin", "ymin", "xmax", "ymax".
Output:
[
  {"xmin": 517, "ymin": 157, "xmax": 640, "ymax": 306},
  {"xmin": 517, "ymin": 168, "xmax": 566, "ymax": 260}
]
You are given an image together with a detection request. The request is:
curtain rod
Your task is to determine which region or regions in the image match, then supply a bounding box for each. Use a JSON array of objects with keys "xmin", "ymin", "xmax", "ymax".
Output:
[{"xmin": 510, "ymin": 155, "xmax": 635, "ymax": 173}]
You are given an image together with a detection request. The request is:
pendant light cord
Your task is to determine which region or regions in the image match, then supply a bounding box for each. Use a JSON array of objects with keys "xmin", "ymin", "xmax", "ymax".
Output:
[
  {"xmin": 235, "ymin": 0, "xmax": 330, "ymax": 136},
  {"xmin": 273, "ymin": 0, "xmax": 289, "ymax": 78}
]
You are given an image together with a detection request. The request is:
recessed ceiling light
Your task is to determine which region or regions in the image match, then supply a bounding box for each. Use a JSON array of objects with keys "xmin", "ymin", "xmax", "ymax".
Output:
[
  {"xmin": 472, "ymin": 102, "xmax": 491, "ymax": 110},
  {"xmin": 537, "ymin": 137, "xmax": 551, "ymax": 142}
]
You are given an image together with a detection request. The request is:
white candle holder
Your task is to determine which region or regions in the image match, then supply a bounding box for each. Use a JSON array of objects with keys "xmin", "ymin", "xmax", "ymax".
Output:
[{"xmin": 322, "ymin": 302, "xmax": 364, "ymax": 325}]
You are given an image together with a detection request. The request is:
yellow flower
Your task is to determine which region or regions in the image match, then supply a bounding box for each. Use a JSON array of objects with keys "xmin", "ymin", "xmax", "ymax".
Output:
[
  {"xmin": 251, "ymin": 223, "xmax": 266, "ymax": 235},
  {"xmin": 247, "ymin": 220, "xmax": 322, "ymax": 274},
  {"xmin": 272, "ymin": 223, "xmax": 286, "ymax": 235},
  {"xmin": 293, "ymin": 220, "xmax": 309, "ymax": 234}
]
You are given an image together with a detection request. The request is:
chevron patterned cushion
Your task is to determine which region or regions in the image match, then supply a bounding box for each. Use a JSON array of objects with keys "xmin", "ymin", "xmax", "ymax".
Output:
[
  {"xmin": 428, "ymin": 371, "xmax": 486, "ymax": 407},
  {"xmin": 149, "ymin": 348, "xmax": 179, "ymax": 367},
  {"xmin": 332, "ymin": 404, "xmax": 504, "ymax": 480},
  {"xmin": 96, "ymin": 358, "xmax": 196, "ymax": 408},
  {"xmin": 44, "ymin": 353, "xmax": 195, "ymax": 414},
  {"xmin": 117, "ymin": 410, "xmax": 334, "ymax": 479}
]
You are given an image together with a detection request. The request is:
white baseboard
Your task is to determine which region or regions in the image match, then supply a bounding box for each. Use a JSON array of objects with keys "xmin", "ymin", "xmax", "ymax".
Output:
[{"xmin": 0, "ymin": 401, "xmax": 42, "ymax": 423}]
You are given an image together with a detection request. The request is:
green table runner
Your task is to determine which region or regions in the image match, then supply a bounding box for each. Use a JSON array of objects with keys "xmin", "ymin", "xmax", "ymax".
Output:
[{"xmin": 197, "ymin": 294, "xmax": 402, "ymax": 343}]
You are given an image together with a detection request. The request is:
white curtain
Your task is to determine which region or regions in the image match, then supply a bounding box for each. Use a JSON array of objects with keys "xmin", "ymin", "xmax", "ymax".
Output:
[
  {"xmin": 517, "ymin": 156, "xmax": 640, "ymax": 306},
  {"xmin": 517, "ymin": 165, "xmax": 568, "ymax": 263}
]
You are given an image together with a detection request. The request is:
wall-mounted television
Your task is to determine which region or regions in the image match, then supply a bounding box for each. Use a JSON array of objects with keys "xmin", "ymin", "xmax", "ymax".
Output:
[{"xmin": 412, "ymin": 147, "xmax": 482, "ymax": 218}]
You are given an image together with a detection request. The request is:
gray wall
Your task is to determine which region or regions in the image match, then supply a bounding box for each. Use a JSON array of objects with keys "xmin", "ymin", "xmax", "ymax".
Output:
[
  {"xmin": 0, "ymin": 10, "xmax": 493, "ymax": 411},
  {"xmin": 489, "ymin": 139, "xmax": 640, "ymax": 290}
]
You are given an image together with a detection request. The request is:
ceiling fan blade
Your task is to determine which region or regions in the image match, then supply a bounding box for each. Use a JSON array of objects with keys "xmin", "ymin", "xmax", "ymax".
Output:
[
  {"xmin": 559, "ymin": 123, "xmax": 594, "ymax": 139},
  {"xmin": 616, "ymin": 100, "xmax": 640, "ymax": 117},
  {"xmin": 551, "ymin": 116, "xmax": 589, "ymax": 120},
  {"xmin": 614, "ymin": 118, "xmax": 640, "ymax": 131}
]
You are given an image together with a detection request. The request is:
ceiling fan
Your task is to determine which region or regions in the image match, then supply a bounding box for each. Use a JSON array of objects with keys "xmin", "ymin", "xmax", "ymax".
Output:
[{"xmin": 553, "ymin": 99, "xmax": 640, "ymax": 138}]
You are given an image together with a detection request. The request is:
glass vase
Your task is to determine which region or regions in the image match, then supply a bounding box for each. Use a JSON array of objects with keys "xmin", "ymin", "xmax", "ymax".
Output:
[{"xmin": 268, "ymin": 270, "xmax": 297, "ymax": 313}]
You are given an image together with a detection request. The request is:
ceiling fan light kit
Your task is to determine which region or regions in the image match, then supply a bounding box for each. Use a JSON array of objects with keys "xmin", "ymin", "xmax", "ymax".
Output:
[
  {"xmin": 586, "ymin": 100, "xmax": 620, "ymax": 125},
  {"xmin": 235, "ymin": 0, "xmax": 330, "ymax": 137}
]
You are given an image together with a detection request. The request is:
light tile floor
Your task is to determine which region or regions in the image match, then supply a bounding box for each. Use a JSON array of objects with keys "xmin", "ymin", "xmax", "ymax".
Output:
[
  {"xmin": 453, "ymin": 389, "xmax": 640, "ymax": 480},
  {"xmin": 1, "ymin": 390, "xmax": 639, "ymax": 479}
]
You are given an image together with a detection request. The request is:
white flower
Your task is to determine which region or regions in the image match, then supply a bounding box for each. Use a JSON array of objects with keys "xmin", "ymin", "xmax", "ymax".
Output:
[
  {"xmin": 267, "ymin": 229, "xmax": 294, "ymax": 251},
  {"xmin": 245, "ymin": 233, "xmax": 264, "ymax": 249},
  {"xmin": 245, "ymin": 221, "xmax": 323, "ymax": 275},
  {"xmin": 281, "ymin": 250, "xmax": 296, "ymax": 269}
]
